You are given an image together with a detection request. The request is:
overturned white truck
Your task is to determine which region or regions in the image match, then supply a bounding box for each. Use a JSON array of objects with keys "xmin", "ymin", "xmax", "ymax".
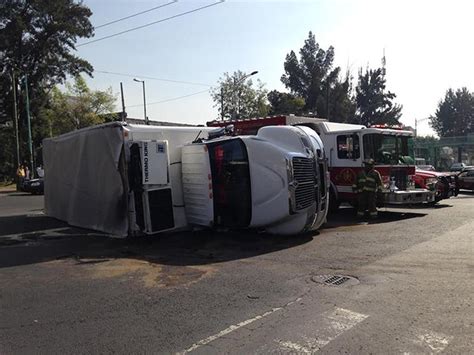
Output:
[{"xmin": 43, "ymin": 122, "xmax": 328, "ymax": 237}]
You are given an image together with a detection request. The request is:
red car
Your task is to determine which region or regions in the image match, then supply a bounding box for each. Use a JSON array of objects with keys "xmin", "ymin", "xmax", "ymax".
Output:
[
  {"xmin": 413, "ymin": 168, "xmax": 457, "ymax": 202},
  {"xmin": 457, "ymin": 168, "xmax": 474, "ymax": 192}
]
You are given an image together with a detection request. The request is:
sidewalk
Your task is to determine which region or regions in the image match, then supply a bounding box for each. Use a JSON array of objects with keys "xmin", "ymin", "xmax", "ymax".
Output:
[{"xmin": 0, "ymin": 184, "xmax": 17, "ymax": 194}]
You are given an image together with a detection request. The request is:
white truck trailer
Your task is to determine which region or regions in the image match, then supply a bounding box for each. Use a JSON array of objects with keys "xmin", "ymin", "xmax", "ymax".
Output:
[{"xmin": 43, "ymin": 121, "xmax": 328, "ymax": 237}]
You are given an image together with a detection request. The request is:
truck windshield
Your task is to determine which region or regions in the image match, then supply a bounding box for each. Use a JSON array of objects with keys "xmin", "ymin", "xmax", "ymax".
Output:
[
  {"xmin": 363, "ymin": 134, "xmax": 414, "ymax": 165},
  {"xmin": 208, "ymin": 138, "xmax": 251, "ymax": 228}
]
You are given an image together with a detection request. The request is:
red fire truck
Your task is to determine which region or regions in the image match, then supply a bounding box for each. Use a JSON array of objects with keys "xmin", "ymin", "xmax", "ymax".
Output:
[{"xmin": 207, "ymin": 115, "xmax": 435, "ymax": 212}]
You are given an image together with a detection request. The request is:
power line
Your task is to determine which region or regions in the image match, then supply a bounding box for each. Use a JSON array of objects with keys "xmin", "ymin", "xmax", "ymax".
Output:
[
  {"xmin": 94, "ymin": 1, "xmax": 177, "ymax": 29},
  {"xmin": 128, "ymin": 89, "xmax": 209, "ymax": 108},
  {"xmin": 77, "ymin": 1, "xmax": 225, "ymax": 47},
  {"xmin": 95, "ymin": 70, "xmax": 212, "ymax": 87}
]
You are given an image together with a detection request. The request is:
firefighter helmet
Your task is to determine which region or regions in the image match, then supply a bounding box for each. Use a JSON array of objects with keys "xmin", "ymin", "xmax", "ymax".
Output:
[{"xmin": 363, "ymin": 158, "xmax": 375, "ymax": 166}]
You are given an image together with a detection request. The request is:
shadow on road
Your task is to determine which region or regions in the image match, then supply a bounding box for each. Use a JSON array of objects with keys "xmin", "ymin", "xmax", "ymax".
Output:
[
  {"xmin": 325, "ymin": 206, "xmax": 428, "ymax": 229},
  {"xmin": 0, "ymin": 214, "xmax": 313, "ymax": 269},
  {"xmin": 0, "ymin": 214, "xmax": 67, "ymax": 237}
]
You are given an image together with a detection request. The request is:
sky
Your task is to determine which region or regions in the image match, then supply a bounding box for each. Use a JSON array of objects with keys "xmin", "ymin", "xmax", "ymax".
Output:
[{"xmin": 77, "ymin": 0, "xmax": 474, "ymax": 136}]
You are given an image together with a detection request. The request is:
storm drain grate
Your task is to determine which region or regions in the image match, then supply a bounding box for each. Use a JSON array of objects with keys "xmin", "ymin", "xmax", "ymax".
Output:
[
  {"xmin": 311, "ymin": 274, "xmax": 359, "ymax": 287},
  {"xmin": 324, "ymin": 275, "xmax": 350, "ymax": 285}
]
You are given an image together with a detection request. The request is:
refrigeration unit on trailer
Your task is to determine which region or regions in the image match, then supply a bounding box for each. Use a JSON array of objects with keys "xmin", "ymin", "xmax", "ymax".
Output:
[{"xmin": 43, "ymin": 122, "xmax": 213, "ymax": 237}]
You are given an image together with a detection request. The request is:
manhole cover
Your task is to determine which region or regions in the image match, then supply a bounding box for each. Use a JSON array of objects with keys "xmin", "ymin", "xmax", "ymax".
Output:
[{"xmin": 311, "ymin": 274, "xmax": 359, "ymax": 287}]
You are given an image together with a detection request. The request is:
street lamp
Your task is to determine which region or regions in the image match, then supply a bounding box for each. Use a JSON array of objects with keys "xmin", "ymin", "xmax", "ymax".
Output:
[
  {"xmin": 415, "ymin": 117, "xmax": 430, "ymax": 138},
  {"xmin": 229, "ymin": 70, "xmax": 258, "ymax": 120},
  {"xmin": 133, "ymin": 78, "xmax": 148, "ymax": 125}
]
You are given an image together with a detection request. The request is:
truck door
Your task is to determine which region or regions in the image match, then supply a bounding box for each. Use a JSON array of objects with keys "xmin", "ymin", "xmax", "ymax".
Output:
[{"xmin": 207, "ymin": 139, "xmax": 252, "ymax": 228}]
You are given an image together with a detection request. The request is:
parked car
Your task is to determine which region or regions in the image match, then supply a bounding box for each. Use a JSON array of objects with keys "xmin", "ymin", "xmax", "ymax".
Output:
[
  {"xmin": 417, "ymin": 165, "xmax": 436, "ymax": 171},
  {"xmin": 414, "ymin": 167, "xmax": 457, "ymax": 202},
  {"xmin": 449, "ymin": 162, "xmax": 474, "ymax": 172},
  {"xmin": 23, "ymin": 178, "xmax": 44, "ymax": 195},
  {"xmin": 450, "ymin": 163, "xmax": 465, "ymax": 171},
  {"xmin": 457, "ymin": 168, "xmax": 474, "ymax": 192}
]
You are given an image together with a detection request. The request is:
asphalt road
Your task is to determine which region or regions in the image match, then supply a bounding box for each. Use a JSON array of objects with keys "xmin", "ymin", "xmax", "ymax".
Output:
[{"xmin": 0, "ymin": 191, "xmax": 473, "ymax": 354}]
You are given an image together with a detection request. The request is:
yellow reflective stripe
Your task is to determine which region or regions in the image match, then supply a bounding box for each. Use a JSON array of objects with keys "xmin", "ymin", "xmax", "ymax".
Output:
[
  {"xmin": 366, "ymin": 177, "xmax": 375, "ymax": 182},
  {"xmin": 363, "ymin": 187, "xmax": 376, "ymax": 191}
]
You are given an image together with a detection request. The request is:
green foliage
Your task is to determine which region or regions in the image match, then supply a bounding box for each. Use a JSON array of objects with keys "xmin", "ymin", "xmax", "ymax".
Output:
[
  {"xmin": 354, "ymin": 67, "xmax": 402, "ymax": 126},
  {"xmin": 40, "ymin": 76, "xmax": 116, "ymax": 136},
  {"xmin": 267, "ymin": 90, "xmax": 305, "ymax": 115},
  {"xmin": 0, "ymin": 0, "xmax": 94, "ymax": 86},
  {"xmin": 280, "ymin": 31, "xmax": 354, "ymax": 122},
  {"xmin": 430, "ymin": 88, "xmax": 474, "ymax": 137},
  {"xmin": 0, "ymin": 0, "xmax": 94, "ymax": 179},
  {"xmin": 326, "ymin": 71, "xmax": 356, "ymax": 123},
  {"xmin": 211, "ymin": 71, "xmax": 269, "ymax": 120}
]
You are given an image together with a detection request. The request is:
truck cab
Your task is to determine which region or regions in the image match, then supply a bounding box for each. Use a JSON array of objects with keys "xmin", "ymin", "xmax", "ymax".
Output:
[
  {"xmin": 315, "ymin": 122, "xmax": 435, "ymax": 206},
  {"xmin": 182, "ymin": 125, "xmax": 329, "ymax": 235}
]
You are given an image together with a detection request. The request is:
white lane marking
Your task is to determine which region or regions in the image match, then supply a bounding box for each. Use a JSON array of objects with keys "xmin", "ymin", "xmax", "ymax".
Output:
[
  {"xmin": 278, "ymin": 307, "xmax": 369, "ymax": 353},
  {"xmin": 278, "ymin": 340, "xmax": 312, "ymax": 354},
  {"xmin": 179, "ymin": 308, "xmax": 282, "ymax": 354},
  {"xmin": 414, "ymin": 330, "xmax": 453, "ymax": 353},
  {"xmin": 178, "ymin": 297, "xmax": 303, "ymax": 354}
]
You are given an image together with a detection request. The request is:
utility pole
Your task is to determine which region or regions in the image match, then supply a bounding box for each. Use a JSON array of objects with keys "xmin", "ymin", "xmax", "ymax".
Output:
[
  {"xmin": 120, "ymin": 82, "xmax": 126, "ymax": 121},
  {"xmin": 24, "ymin": 74, "xmax": 34, "ymax": 174},
  {"xmin": 11, "ymin": 71, "xmax": 20, "ymax": 167},
  {"xmin": 326, "ymin": 81, "xmax": 330, "ymax": 120},
  {"xmin": 220, "ymin": 87, "xmax": 224, "ymax": 120},
  {"xmin": 133, "ymin": 78, "xmax": 148, "ymax": 125}
]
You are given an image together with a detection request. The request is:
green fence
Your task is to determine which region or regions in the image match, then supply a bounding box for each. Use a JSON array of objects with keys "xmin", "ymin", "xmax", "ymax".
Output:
[{"xmin": 414, "ymin": 134, "xmax": 474, "ymax": 170}]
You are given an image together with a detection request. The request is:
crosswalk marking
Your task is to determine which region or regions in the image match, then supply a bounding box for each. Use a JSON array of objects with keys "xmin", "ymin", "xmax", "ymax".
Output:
[
  {"xmin": 413, "ymin": 329, "xmax": 453, "ymax": 354},
  {"xmin": 277, "ymin": 340, "xmax": 313, "ymax": 354},
  {"xmin": 277, "ymin": 307, "xmax": 369, "ymax": 353}
]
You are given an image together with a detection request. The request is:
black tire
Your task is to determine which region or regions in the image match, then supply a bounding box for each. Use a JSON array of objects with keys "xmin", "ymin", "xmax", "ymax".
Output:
[{"xmin": 328, "ymin": 187, "xmax": 340, "ymax": 214}]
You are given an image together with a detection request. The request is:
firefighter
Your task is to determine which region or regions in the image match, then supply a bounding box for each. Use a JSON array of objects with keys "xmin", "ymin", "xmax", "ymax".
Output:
[{"xmin": 353, "ymin": 159, "xmax": 383, "ymax": 219}]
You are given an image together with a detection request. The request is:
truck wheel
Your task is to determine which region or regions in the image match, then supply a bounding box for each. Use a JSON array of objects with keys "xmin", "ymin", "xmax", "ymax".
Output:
[{"xmin": 328, "ymin": 188, "xmax": 340, "ymax": 213}]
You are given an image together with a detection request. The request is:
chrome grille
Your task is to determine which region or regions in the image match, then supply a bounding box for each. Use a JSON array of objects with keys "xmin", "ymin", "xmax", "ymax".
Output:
[{"xmin": 292, "ymin": 157, "xmax": 316, "ymax": 210}]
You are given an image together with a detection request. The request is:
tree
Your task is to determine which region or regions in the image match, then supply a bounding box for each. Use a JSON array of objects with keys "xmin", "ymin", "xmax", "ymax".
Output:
[
  {"xmin": 0, "ymin": 0, "xmax": 94, "ymax": 87},
  {"xmin": 280, "ymin": 31, "xmax": 354, "ymax": 121},
  {"xmin": 211, "ymin": 71, "xmax": 269, "ymax": 120},
  {"xmin": 0, "ymin": 0, "xmax": 94, "ymax": 178},
  {"xmin": 354, "ymin": 67, "xmax": 402, "ymax": 126},
  {"xmin": 430, "ymin": 88, "xmax": 474, "ymax": 137},
  {"xmin": 39, "ymin": 76, "xmax": 116, "ymax": 137},
  {"xmin": 326, "ymin": 71, "xmax": 356, "ymax": 123},
  {"xmin": 267, "ymin": 90, "xmax": 305, "ymax": 115}
]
